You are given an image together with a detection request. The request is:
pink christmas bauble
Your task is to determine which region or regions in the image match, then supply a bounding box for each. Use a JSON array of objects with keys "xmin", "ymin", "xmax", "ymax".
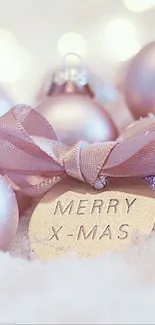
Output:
[
  {"xmin": 36, "ymin": 94, "xmax": 118, "ymax": 145},
  {"xmin": 0, "ymin": 175, "xmax": 19, "ymax": 250},
  {"xmin": 125, "ymin": 42, "xmax": 155, "ymax": 118}
]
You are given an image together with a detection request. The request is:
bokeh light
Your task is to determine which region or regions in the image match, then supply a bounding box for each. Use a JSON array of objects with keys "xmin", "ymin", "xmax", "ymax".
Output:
[
  {"xmin": 57, "ymin": 32, "xmax": 87, "ymax": 59},
  {"xmin": 0, "ymin": 29, "xmax": 22, "ymax": 82},
  {"xmin": 123, "ymin": 0, "xmax": 155, "ymax": 12},
  {"xmin": 104, "ymin": 18, "xmax": 141, "ymax": 61}
]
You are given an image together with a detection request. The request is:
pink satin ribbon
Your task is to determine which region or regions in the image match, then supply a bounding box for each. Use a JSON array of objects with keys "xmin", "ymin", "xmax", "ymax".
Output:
[{"xmin": 0, "ymin": 105, "xmax": 155, "ymax": 197}]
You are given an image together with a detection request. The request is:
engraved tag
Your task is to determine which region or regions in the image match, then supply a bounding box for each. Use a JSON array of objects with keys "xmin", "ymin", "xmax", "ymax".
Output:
[{"xmin": 28, "ymin": 179, "xmax": 155, "ymax": 260}]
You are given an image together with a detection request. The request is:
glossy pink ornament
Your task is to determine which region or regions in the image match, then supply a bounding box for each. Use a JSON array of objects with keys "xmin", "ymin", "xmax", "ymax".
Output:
[
  {"xmin": 36, "ymin": 94, "xmax": 118, "ymax": 145},
  {"xmin": 0, "ymin": 175, "xmax": 18, "ymax": 250},
  {"xmin": 36, "ymin": 66, "xmax": 118, "ymax": 145},
  {"xmin": 125, "ymin": 42, "xmax": 155, "ymax": 118}
]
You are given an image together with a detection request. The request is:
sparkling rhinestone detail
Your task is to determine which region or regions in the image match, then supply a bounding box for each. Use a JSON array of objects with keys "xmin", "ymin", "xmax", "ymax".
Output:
[
  {"xmin": 94, "ymin": 176, "xmax": 108, "ymax": 190},
  {"xmin": 53, "ymin": 68, "xmax": 88, "ymax": 87},
  {"xmin": 144, "ymin": 175, "xmax": 155, "ymax": 190}
]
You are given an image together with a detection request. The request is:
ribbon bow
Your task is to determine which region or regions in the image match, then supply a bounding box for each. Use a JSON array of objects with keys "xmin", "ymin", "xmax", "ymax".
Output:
[{"xmin": 0, "ymin": 105, "xmax": 155, "ymax": 197}]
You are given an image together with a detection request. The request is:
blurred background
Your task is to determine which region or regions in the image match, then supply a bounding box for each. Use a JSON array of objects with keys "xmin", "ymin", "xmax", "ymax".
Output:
[{"xmin": 0, "ymin": 0, "xmax": 155, "ymax": 126}]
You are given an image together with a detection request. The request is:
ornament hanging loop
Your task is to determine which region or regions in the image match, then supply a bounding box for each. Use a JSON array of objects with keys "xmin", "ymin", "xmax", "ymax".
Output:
[
  {"xmin": 62, "ymin": 52, "xmax": 84, "ymax": 69},
  {"xmin": 47, "ymin": 52, "xmax": 94, "ymax": 97}
]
